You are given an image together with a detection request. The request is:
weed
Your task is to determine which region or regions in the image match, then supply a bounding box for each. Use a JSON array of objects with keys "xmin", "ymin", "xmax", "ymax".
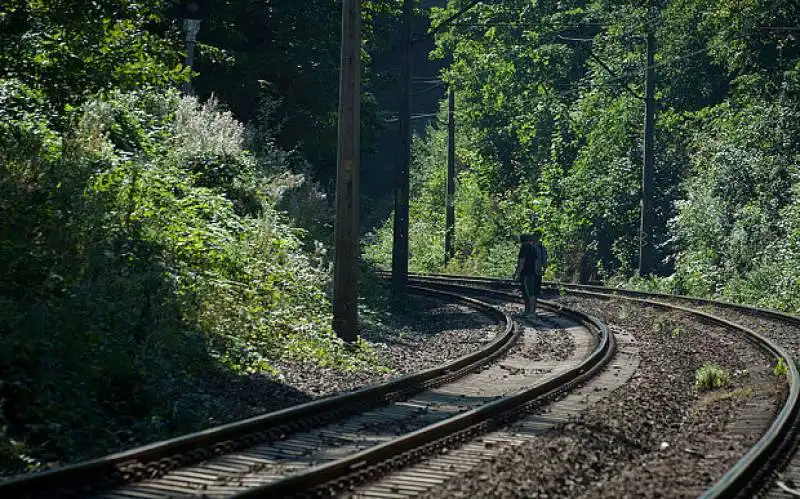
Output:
[
  {"xmin": 774, "ymin": 357, "xmax": 790, "ymax": 377},
  {"xmin": 694, "ymin": 364, "xmax": 729, "ymax": 391}
]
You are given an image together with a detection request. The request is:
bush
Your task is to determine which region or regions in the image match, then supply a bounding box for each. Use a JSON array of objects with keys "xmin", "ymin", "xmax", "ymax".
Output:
[
  {"xmin": 694, "ymin": 364, "xmax": 729, "ymax": 391},
  {"xmin": 774, "ymin": 358, "xmax": 790, "ymax": 378},
  {"xmin": 0, "ymin": 83, "xmax": 371, "ymax": 473}
]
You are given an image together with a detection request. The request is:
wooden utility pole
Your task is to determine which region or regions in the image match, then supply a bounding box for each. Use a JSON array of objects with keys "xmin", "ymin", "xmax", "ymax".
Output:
[
  {"xmin": 332, "ymin": 0, "xmax": 361, "ymax": 341},
  {"xmin": 392, "ymin": 0, "xmax": 413, "ymax": 296},
  {"xmin": 639, "ymin": 27, "xmax": 655, "ymax": 277},
  {"xmin": 444, "ymin": 88, "xmax": 456, "ymax": 264}
]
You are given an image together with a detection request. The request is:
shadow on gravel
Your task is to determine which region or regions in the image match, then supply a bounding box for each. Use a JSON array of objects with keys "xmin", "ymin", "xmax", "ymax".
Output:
[
  {"xmin": 515, "ymin": 317, "xmax": 564, "ymax": 332},
  {"xmin": 358, "ymin": 293, "xmax": 497, "ymax": 347},
  {"xmin": 115, "ymin": 390, "xmax": 509, "ymax": 499},
  {"xmin": 377, "ymin": 310, "xmax": 494, "ymax": 342},
  {"xmin": 407, "ymin": 390, "xmax": 501, "ymax": 409},
  {"xmin": 193, "ymin": 369, "xmax": 315, "ymax": 419},
  {"xmin": 359, "ymin": 264, "xmax": 494, "ymax": 334}
]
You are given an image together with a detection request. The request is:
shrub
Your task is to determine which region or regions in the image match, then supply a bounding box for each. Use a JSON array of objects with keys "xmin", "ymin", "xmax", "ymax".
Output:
[
  {"xmin": 774, "ymin": 358, "xmax": 790, "ymax": 378},
  {"xmin": 694, "ymin": 364, "xmax": 729, "ymax": 391},
  {"xmin": 0, "ymin": 85, "xmax": 372, "ymax": 473}
]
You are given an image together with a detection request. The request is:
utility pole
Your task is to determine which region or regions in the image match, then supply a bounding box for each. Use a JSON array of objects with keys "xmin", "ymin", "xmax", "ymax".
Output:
[
  {"xmin": 444, "ymin": 88, "xmax": 456, "ymax": 264},
  {"xmin": 332, "ymin": 0, "xmax": 361, "ymax": 341},
  {"xmin": 639, "ymin": 26, "xmax": 655, "ymax": 277},
  {"xmin": 178, "ymin": 1, "xmax": 207, "ymax": 95},
  {"xmin": 392, "ymin": 0, "xmax": 413, "ymax": 296},
  {"xmin": 182, "ymin": 19, "xmax": 201, "ymax": 94}
]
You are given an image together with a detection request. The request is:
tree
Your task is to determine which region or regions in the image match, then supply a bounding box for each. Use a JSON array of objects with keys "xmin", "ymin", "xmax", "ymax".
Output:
[{"xmin": 0, "ymin": 0, "xmax": 187, "ymax": 114}]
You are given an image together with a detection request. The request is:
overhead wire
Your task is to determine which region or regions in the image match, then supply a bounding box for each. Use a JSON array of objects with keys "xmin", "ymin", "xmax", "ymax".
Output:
[
  {"xmin": 388, "ymin": 5, "xmax": 799, "ymax": 134},
  {"xmin": 384, "ymin": 112, "xmax": 444, "ymax": 124},
  {"xmin": 425, "ymin": 0, "xmax": 484, "ymax": 39},
  {"xmin": 503, "ymin": 41, "xmax": 715, "ymax": 104},
  {"xmin": 413, "ymin": 80, "xmax": 447, "ymax": 95},
  {"xmin": 383, "ymin": 3, "xmax": 795, "ymax": 120}
]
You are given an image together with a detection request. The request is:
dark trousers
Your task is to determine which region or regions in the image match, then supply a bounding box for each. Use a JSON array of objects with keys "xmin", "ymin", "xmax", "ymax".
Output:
[{"xmin": 521, "ymin": 273, "xmax": 542, "ymax": 300}]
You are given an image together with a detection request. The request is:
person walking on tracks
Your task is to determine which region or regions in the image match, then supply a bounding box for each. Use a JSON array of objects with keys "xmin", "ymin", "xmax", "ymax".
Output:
[{"xmin": 513, "ymin": 232, "xmax": 548, "ymax": 317}]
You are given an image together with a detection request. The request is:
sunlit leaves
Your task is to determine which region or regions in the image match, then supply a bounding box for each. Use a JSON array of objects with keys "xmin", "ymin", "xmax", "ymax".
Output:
[
  {"xmin": 0, "ymin": 86, "xmax": 376, "ymax": 472},
  {"xmin": 0, "ymin": 0, "xmax": 187, "ymax": 111}
]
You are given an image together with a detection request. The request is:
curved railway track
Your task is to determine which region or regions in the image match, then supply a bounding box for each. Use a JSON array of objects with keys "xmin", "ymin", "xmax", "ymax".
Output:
[
  {"xmin": 398, "ymin": 271, "xmax": 800, "ymax": 499},
  {"xmin": 0, "ymin": 284, "xmax": 612, "ymax": 499},
  {"xmin": 346, "ymin": 284, "xmax": 637, "ymax": 499}
]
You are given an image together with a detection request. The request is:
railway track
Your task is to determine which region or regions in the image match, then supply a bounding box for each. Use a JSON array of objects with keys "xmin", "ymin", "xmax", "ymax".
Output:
[
  {"xmin": 348, "ymin": 286, "xmax": 637, "ymax": 499},
  {"xmin": 0, "ymin": 284, "xmax": 612, "ymax": 499},
  {"xmin": 398, "ymin": 272, "xmax": 800, "ymax": 498}
]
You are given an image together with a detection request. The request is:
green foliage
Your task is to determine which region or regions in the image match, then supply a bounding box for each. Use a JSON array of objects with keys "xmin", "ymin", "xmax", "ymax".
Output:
[
  {"xmin": 0, "ymin": 0, "xmax": 188, "ymax": 111},
  {"xmin": 774, "ymin": 358, "xmax": 790, "ymax": 378},
  {"xmin": 368, "ymin": 0, "xmax": 657, "ymax": 280},
  {"xmin": 695, "ymin": 364, "xmax": 729, "ymax": 391},
  {"xmin": 669, "ymin": 95, "xmax": 800, "ymax": 309},
  {"xmin": 193, "ymin": 0, "xmax": 399, "ymax": 185},
  {"xmin": 4, "ymin": 0, "xmax": 800, "ymax": 476},
  {"xmin": 366, "ymin": 0, "xmax": 800, "ymax": 318},
  {"xmin": 365, "ymin": 109, "xmax": 537, "ymax": 277},
  {"xmin": 0, "ymin": 84, "xmax": 374, "ymax": 473},
  {"xmin": 0, "ymin": 0, "xmax": 399, "ymax": 478}
]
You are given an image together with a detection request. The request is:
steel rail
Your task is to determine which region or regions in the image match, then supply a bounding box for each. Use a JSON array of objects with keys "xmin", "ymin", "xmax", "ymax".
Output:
[
  {"xmin": 382, "ymin": 270, "xmax": 800, "ymax": 327},
  {"xmin": 228, "ymin": 282, "xmax": 613, "ymax": 498},
  {"xmin": 0, "ymin": 285, "xmax": 516, "ymax": 499},
  {"xmin": 549, "ymin": 284, "xmax": 800, "ymax": 499},
  {"xmin": 398, "ymin": 271, "xmax": 800, "ymax": 499}
]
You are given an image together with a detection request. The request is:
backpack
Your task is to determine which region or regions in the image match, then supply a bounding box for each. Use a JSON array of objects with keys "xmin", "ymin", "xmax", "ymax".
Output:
[{"xmin": 534, "ymin": 243, "xmax": 548, "ymax": 276}]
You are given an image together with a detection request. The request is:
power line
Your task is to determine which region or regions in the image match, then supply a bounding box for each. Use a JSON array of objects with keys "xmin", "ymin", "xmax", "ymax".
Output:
[
  {"xmin": 426, "ymin": 0, "xmax": 484, "ymax": 38},
  {"xmin": 556, "ymin": 34, "xmax": 644, "ymax": 99},
  {"xmin": 413, "ymin": 8, "xmax": 790, "ymax": 109},
  {"xmin": 504, "ymin": 42, "xmax": 714, "ymax": 103},
  {"xmin": 443, "ymin": 16, "xmax": 649, "ymax": 40},
  {"xmin": 616, "ymin": 14, "xmax": 659, "ymax": 40},
  {"xmin": 413, "ymin": 81, "xmax": 447, "ymax": 95},
  {"xmin": 579, "ymin": 23, "xmax": 798, "ymax": 88},
  {"xmin": 557, "ymin": 43, "xmax": 710, "ymax": 93},
  {"xmin": 448, "ymin": 22, "xmax": 603, "ymax": 28},
  {"xmin": 384, "ymin": 112, "xmax": 442, "ymax": 123},
  {"xmin": 586, "ymin": 48, "xmax": 644, "ymax": 100},
  {"xmin": 439, "ymin": 40, "xmax": 713, "ymax": 101}
]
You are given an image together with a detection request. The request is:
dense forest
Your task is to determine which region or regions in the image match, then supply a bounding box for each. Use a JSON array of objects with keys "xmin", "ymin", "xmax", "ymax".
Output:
[
  {"xmin": 367, "ymin": 0, "xmax": 800, "ymax": 314},
  {"xmin": 1, "ymin": 0, "xmax": 798, "ymax": 478}
]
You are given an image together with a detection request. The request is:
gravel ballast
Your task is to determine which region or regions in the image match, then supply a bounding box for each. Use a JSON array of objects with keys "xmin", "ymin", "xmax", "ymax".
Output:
[
  {"xmin": 416, "ymin": 293, "xmax": 786, "ymax": 498},
  {"xmin": 360, "ymin": 295, "xmax": 499, "ymax": 375},
  {"xmin": 208, "ymin": 295, "xmax": 499, "ymax": 419},
  {"xmin": 453, "ymin": 288, "xmax": 577, "ymax": 363}
]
